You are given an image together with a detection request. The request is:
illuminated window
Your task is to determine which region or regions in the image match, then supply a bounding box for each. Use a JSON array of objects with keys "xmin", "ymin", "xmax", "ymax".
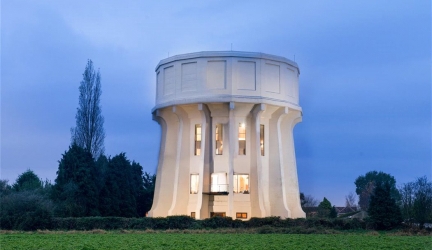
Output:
[
  {"xmin": 238, "ymin": 123, "xmax": 246, "ymax": 155},
  {"xmin": 190, "ymin": 212, "xmax": 196, "ymax": 218},
  {"xmin": 215, "ymin": 124, "xmax": 223, "ymax": 155},
  {"xmin": 210, "ymin": 212, "xmax": 226, "ymax": 217},
  {"xmin": 236, "ymin": 212, "xmax": 248, "ymax": 219},
  {"xmin": 233, "ymin": 174, "xmax": 249, "ymax": 193},
  {"xmin": 190, "ymin": 174, "xmax": 199, "ymax": 194},
  {"xmin": 260, "ymin": 124, "xmax": 264, "ymax": 156},
  {"xmin": 194, "ymin": 124, "xmax": 201, "ymax": 155},
  {"xmin": 211, "ymin": 172, "xmax": 228, "ymax": 192}
]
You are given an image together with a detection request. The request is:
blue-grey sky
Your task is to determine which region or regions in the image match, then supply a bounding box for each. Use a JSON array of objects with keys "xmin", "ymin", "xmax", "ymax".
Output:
[{"xmin": 1, "ymin": 1, "xmax": 431, "ymax": 206}]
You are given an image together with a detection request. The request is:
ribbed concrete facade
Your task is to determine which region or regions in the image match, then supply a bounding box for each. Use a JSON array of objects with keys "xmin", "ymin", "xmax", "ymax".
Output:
[{"xmin": 148, "ymin": 51, "xmax": 305, "ymax": 219}]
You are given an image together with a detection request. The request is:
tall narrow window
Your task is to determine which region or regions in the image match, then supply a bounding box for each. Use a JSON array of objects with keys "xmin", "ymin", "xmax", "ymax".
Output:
[
  {"xmin": 238, "ymin": 123, "xmax": 246, "ymax": 155},
  {"xmin": 233, "ymin": 174, "xmax": 249, "ymax": 193},
  {"xmin": 260, "ymin": 124, "xmax": 265, "ymax": 156},
  {"xmin": 190, "ymin": 174, "xmax": 199, "ymax": 194},
  {"xmin": 195, "ymin": 124, "xmax": 201, "ymax": 155},
  {"xmin": 215, "ymin": 124, "xmax": 223, "ymax": 155}
]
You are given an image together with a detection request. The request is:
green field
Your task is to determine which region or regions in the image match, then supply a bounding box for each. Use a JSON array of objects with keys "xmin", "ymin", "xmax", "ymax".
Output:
[{"xmin": 1, "ymin": 232, "xmax": 431, "ymax": 250}]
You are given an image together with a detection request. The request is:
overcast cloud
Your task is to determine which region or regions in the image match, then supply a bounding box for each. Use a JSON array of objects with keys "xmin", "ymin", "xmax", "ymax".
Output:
[{"xmin": 1, "ymin": 0, "xmax": 430, "ymax": 205}]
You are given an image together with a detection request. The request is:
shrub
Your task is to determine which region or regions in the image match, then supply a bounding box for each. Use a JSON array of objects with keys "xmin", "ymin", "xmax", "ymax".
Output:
[
  {"xmin": 349, "ymin": 218, "xmax": 366, "ymax": 230},
  {"xmin": 257, "ymin": 225, "xmax": 278, "ymax": 234},
  {"xmin": 166, "ymin": 216, "xmax": 195, "ymax": 229},
  {"xmin": 201, "ymin": 216, "xmax": 233, "ymax": 228},
  {"xmin": 283, "ymin": 218, "xmax": 307, "ymax": 227},
  {"xmin": 231, "ymin": 219, "xmax": 245, "ymax": 228},
  {"xmin": 52, "ymin": 217, "xmax": 162, "ymax": 230},
  {"xmin": 247, "ymin": 216, "xmax": 281, "ymax": 228},
  {"xmin": 9, "ymin": 215, "xmax": 369, "ymax": 232},
  {"xmin": 129, "ymin": 218, "xmax": 154, "ymax": 230},
  {"xmin": 0, "ymin": 191, "xmax": 54, "ymax": 230}
]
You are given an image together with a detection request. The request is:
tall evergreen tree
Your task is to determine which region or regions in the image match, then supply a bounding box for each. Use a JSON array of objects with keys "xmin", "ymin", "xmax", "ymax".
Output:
[
  {"xmin": 131, "ymin": 161, "xmax": 146, "ymax": 216},
  {"xmin": 95, "ymin": 154, "xmax": 109, "ymax": 192},
  {"xmin": 71, "ymin": 60, "xmax": 105, "ymax": 159},
  {"xmin": 368, "ymin": 182, "xmax": 402, "ymax": 230},
  {"xmin": 0, "ymin": 180, "xmax": 12, "ymax": 197},
  {"xmin": 53, "ymin": 144, "xmax": 100, "ymax": 217},
  {"xmin": 12, "ymin": 170, "xmax": 42, "ymax": 192},
  {"xmin": 318, "ymin": 197, "xmax": 332, "ymax": 218},
  {"xmin": 329, "ymin": 206, "xmax": 338, "ymax": 218},
  {"xmin": 99, "ymin": 153, "xmax": 142, "ymax": 217},
  {"xmin": 142, "ymin": 172, "xmax": 156, "ymax": 215},
  {"xmin": 355, "ymin": 171, "xmax": 399, "ymax": 210}
]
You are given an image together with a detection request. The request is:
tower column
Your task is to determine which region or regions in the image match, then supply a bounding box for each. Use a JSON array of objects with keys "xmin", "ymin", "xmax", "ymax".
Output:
[
  {"xmin": 280, "ymin": 110, "xmax": 305, "ymax": 218},
  {"xmin": 268, "ymin": 106, "xmax": 291, "ymax": 218},
  {"xmin": 196, "ymin": 104, "xmax": 211, "ymax": 219},
  {"xmin": 227, "ymin": 102, "xmax": 235, "ymax": 218},
  {"xmin": 251, "ymin": 103, "xmax": 267, "ymax": 217},
  {"xmin": 168, "ymin": 106, "xmax": 189, "ymax": 215}
]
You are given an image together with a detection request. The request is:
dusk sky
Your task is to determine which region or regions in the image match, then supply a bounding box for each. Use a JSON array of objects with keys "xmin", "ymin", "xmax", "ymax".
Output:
[{"xmin": 2, "ymin": 1, "xmax": 431, "ymax": 206}]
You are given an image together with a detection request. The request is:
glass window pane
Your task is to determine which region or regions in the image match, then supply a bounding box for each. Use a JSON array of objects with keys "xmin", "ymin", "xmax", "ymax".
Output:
[
  {"xmin": 233, "ymin": 174, "xmax": 249, "ymax": 193},
  {"xmin": 211, "ymin": 172, "xmax": 228, "ymax": 192},
  {"xmin": 238, "ymin": 123, "xmax": 246, "ymax": 155},
  {"xmin": 195, "ymin": 124, "xmax": 201, "ymax": 155},
  {"xmin": 215, "ymin": 124, "xmax": 223, "ymax": 155},
  {"xmin": 190, "ymin": 174, "xmax": 199, "ymax": 194},
  {"xmin": 260, "ymin": 124, "xmax": 264, "ymax": 156}
]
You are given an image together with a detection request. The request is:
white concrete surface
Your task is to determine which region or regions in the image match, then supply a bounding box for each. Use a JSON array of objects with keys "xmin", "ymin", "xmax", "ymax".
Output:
[{"xmin": 148, "ymin": 51, "xmax": 305, "ymax": 219}]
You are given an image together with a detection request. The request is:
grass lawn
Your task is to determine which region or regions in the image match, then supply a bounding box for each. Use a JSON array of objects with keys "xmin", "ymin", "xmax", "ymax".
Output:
[{"xmin": 1, "ymin": 231, "xmax": 431, "ymax": 250}]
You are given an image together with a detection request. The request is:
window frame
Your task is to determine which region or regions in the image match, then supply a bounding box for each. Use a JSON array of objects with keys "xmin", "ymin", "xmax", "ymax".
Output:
[
  {"xmin": 260, "ymin": 124, "xmax": 265, "ymax": 156},
  {"xmin": 190, "ymin": 174, "xmax": 199, "ymax": 194},
  {"xmin": 215, "ymin": 124, "xmax": 223, "ymax": 155},
  {"xmin": 233, "ymin": 174, "xmax": 249, "ymax": 194},
  {"xmin": 210, "ymin": 212, "xmax": 226, "ymax": 218},
  {"xmin": 238, "ymin": 123, "xmax": 246, "ymax": 155},
  {"xmin": 236, "ymin": 212, "xmax": 248, "ymax": 219},
  {"xmin": 194, "ymin": 124, "xmax": 202, "ymax": 156}
]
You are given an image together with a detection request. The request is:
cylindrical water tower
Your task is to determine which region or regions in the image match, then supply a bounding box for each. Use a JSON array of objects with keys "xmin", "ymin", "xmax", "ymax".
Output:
[{"xmin": 148, "ymin": 51, "xmax": 305, "ymax": 219}]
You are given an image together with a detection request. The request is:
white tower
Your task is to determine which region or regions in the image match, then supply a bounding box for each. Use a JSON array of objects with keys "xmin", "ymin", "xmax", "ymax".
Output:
[{"xmin": 148, "ymin": 51, "xmax": 305, "ymax": 219}]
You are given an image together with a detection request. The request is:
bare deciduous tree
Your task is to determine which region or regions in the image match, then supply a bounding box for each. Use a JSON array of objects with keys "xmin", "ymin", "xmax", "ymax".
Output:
[
  {"xmin": 358, "ymin": 182, "xmax": 375, "ymax": 210},
  {"xmin": 300, "ymin": 192, "xmax": 319, "ymax": 207},
  {"xmin": 399, "ymin": 176, "xmax": 432, "ymax": 228},
  {"xmin": 399, "ymin": 181, "xmax": 415, "ymax": 225},
  {"xmin": 71, "ymin": 60, "xmax": 105, "ymax": 159},
  {"xmin": 345, "ymin": 191, "xmax": 357, "ymax": 209}
]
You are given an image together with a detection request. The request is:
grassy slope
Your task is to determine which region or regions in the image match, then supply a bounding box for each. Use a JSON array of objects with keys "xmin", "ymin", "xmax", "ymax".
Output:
[{"xmin": 1, "ymin": 232, "xmax": 431, "ymax": 250}]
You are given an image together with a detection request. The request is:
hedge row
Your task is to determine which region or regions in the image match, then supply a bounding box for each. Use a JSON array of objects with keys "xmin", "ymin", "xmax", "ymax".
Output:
[{"xmin": 12, "ymin": 216, "xmax": 366, "ymax": 231}]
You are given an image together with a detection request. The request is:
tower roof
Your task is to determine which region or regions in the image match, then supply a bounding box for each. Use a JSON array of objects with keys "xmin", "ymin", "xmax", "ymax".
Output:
[{"xmin": 153, "ymin": 51, "xmax": 301, "ymax": 112}]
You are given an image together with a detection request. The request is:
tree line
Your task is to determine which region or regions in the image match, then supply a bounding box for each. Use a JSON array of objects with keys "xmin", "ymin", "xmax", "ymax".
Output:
[
  {"xmin": 0, "ymin": 148, "xmax": 156, "ymax": 230},
  {"xmin": 0, "ymin": 60, "xmax": 155, "ymax": 230},
  {"xmin": 1, "ymin": 60, "xmax": 430, "ymax": 231},
  {"xmin": 300, "ymin": 171, "xmax": 432, "ymax": 230}
]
